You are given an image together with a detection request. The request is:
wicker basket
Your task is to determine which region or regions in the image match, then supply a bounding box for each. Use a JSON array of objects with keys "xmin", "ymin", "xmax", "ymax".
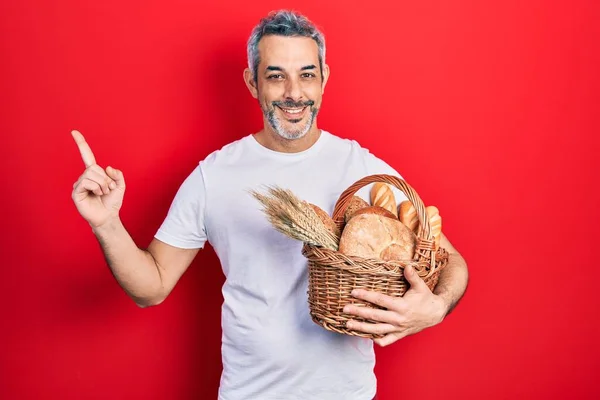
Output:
[{"xmin": 301, "ymin": 174, "xmax": 449, "ymax": 339}]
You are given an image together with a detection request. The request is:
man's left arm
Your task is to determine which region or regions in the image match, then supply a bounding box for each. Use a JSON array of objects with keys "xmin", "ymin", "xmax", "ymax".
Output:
[
  {"xmin": 344, "ymin": 233, "xmax": 469, "ymax": 347},
  {"xmin": 431, "ymin": 233, "xmax": 469, "ymax": 316}
]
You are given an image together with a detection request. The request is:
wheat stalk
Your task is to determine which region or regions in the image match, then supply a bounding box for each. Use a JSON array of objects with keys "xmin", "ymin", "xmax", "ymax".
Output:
[{"xmin": 250, "ymin": 186, "xmax": 339, "ymax": 251}]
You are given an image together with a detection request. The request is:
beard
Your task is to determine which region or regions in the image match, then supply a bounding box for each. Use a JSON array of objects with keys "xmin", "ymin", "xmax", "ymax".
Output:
[{"xmin": 261, "ymin": 99, "xmax": 319, "ymax": 140}]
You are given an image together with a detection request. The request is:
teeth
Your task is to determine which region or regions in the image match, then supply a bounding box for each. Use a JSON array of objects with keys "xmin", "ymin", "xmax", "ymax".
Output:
[{"xmin": 281, "ymin": 107, "xmax": 303, "ymax": 114}]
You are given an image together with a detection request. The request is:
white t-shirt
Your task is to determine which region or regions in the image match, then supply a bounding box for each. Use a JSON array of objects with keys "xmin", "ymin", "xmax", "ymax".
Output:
[{"xmin": 155, "ymin": 130, "xmax": 407, "ymax": 400}]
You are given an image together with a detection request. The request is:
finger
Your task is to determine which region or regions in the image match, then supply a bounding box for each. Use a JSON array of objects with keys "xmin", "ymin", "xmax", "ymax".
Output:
[
  {"xmin": 84, "ymin": 168, "xmax": 113, "ymax": 195},
  {"xmin": 75, "ymin": 178, "xmax": 103, "ymax": 197},
  {"xmin": 73, "ymin": 176, "xmax": 83, "ymax": 189},
  {"xmin": 106, "ymin": 166, "xmax": 125, "ymax": 189},
  {"xmin": 71, "ymin": 130, "xmax": 97, "ymax": 168},
  {"xmin": 404, "ymin": 265, "xmax": 430, "ymax": 292},
  {"xmin": 374, "ymin": 332, "xmax": 407, "ymax": 347},
  {"xmin": 346, "ymin": 320, "xmax": 397, "ymax": 336},
  {"xmin": 88, "ymin": 164, "xmax": 117, "ymax": 190},
  {"xmin": 351, "ymin": 289, "xmax": 397, "ymax": 310},
  {"xmin": 343, "ymin": 304, "xmax": 401, "ymax": 326}
]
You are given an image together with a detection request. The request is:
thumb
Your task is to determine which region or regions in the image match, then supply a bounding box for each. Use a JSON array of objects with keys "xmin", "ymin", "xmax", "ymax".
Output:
[
  {"xmin": 106, "ymin": 166, "xmax": 126, "ymax": 189},
  {"xmin": 404, "ymin": 265, "xmax": 428, "ymax": 292}
]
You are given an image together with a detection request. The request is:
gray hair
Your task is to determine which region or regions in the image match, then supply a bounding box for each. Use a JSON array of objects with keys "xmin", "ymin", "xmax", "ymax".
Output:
[{"xmin": 247, "ymin": 10, "xmax": 326, "ymax": 82}]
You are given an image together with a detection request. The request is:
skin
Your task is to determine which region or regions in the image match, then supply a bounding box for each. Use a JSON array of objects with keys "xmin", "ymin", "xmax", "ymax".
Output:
[
  {"xmin": 70, "ymin": 34, "xmax": 469, "ymax": 345},
  {"xmin": 344, "ymin": 234, "xmax": 468, "ymax": 347},
  {"xmin": 243, "ymin": 35, "xmax": 329, "ymax": 153}
]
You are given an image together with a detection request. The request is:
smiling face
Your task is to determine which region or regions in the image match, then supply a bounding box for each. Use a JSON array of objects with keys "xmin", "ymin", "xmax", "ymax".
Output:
[{"xmin": 245, "ymin": 35, "xmax": 329, "ymax": 140}]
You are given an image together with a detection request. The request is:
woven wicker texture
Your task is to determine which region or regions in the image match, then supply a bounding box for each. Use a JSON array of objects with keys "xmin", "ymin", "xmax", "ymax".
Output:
[{"xmin": 302, "ymin": 174, "xmax": 449, "ymax": 338}]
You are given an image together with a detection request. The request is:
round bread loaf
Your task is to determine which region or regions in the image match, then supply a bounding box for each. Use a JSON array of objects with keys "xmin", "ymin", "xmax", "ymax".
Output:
[
  {"xmin": 351, "ymin": 205, "xmax": 397, "ymax": 221},
  {"xmin": 338, "ymin": 213, "xmax": 416, "ymax": 261}
]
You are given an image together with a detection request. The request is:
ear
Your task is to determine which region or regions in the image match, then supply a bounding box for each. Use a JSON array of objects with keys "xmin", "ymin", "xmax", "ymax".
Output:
[
  {"xmin": 321, "ymin": 64, "xmax": 330, "ymax": 94},
  {"xmin": 244, "ymin": 68, "xmax": 258, "ymax": 99}
]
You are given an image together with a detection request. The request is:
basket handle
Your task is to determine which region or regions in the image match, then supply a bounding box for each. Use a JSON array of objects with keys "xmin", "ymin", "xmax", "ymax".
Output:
[{"xmin": 331, "ymin": 174, "xmax": 436, "ymax": 262}]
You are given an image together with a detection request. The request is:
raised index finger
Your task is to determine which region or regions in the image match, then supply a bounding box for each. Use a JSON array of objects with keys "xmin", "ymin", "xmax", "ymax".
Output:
[{"xmin": 71, "ymin": 130, "xmax": 97, "ymax": 167}]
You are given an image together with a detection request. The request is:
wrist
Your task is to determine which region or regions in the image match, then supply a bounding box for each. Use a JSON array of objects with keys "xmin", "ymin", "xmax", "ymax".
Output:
[
  {"xmin": 434, "ymin": 289, "xmax": 453, "ymax": 318},
  {"xmin": 91, "ymin": 215, "xmax": 122, "ymax": 236}
]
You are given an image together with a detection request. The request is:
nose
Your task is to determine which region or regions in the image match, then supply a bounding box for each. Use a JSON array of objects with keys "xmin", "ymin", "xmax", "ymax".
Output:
[{"xmin": 283, "ymin": 76, "xmax": 302, "ymax": 102}]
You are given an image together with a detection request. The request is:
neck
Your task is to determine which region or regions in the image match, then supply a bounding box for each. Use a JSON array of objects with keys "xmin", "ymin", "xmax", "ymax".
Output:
[{"xmin": 253, "ymin": 124, "xmax": 321, "ymax": 153}]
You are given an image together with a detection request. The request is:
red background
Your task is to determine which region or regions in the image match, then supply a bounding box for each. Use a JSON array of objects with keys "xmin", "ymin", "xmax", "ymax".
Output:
[{"xmin": 2, "ymin": 1, "xmax": 599, "ymax": 399}]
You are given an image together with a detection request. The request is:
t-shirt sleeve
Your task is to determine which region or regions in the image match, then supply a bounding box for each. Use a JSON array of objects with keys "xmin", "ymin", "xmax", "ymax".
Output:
[
  {"xmin": 360, "ymin": 147, "xmax": 409, "ymax": 205},
  {"xmin": 154, "ymin": 164, "xmax": 208, "ymax": 249}
]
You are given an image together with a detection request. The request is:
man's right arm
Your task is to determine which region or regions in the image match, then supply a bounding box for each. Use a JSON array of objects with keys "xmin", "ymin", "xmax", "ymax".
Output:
[
  {"xmin": 93, "ymin": 217, "xmax": 199, "ymax": 307},
  {"xmin": 70, "ymin": 130, "xmax": 200, "ymax": 307}
]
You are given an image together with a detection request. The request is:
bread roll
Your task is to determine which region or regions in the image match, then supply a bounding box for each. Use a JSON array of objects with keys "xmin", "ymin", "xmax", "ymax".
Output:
[
  {"xmin": 351, "ymin": 205, "xmax": 397, "ymax": 221},
  {"xmin": 398, "ymin": 201, "xmax": 442, "ymax": 249},
  {"xmin": 426, "ymin": 206, "xmax": 442, "ymax": 250},
  {"xmin": 370, "ymin": 183, "xmax": 398, "ymax": 217},
  {"xmin": 338, "ymin": 213, "xmax": 416, "ymax": 261},
  {"xmin": 398, "ymin": 200, "xmax": 418, "ymax": 231},
  {"xmin": 309, "ymin": 203, "xmax": 340, "ymax": 238},
  {"xmin": 344, "ymin": 196, "xmax": 370, "ymax": 223}
]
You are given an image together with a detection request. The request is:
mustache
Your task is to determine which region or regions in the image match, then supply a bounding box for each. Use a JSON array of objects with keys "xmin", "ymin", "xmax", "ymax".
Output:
[{"xmin": 272, "ymin": 100, "xmax": 315, "ymax": 108}]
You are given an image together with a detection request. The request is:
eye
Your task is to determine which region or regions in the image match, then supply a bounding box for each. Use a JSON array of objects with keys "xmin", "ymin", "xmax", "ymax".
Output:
[
  {"xmin": 301, "ymin": 73, "xmax": 316, "ymax": 78},
  {"xmin": 267, "ymin": 74, "xmax": 284, "ymax": 80}
]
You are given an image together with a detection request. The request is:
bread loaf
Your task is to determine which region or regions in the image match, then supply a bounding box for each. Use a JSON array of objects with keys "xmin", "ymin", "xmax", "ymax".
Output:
[
  {"xmin": 344, "ymin": 196, "xmax": 370, "ymax": 223},
  {"xmin": 370, "ymin": 183, "xmax": 398, "ymax": 217},
  {"xmin": 398, "ymin": 200, "xmax": 418, "ymax": 231},
  {"xmin": 426, "ymin": 206, "xmax": 442, "ymax": 250},
  {"xmin": 338, "ymin": 213, "xmax": 416, "ymax": 261},
  {"xmin": 309, "ymin": 203, "xmax": 340, "ymax": 238},
  {"xmin": 398, "ymin": 201, "xmax": 442, "ymax": 249},
  {"xmin": 351, "ymin": 205, "xmax": 397, "ymax": 221}
]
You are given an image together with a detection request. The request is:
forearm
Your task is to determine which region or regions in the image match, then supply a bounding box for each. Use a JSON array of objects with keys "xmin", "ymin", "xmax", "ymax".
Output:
[
  {"xmin": 433, "ymin": 252, "xmax": 469, "ymax": 316},
  {"xmin": 92, "ymin": 217, "xmax": 164, "ymax": 307}
]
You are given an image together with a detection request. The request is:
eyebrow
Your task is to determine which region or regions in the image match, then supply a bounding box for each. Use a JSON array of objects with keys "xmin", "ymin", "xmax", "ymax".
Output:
[{"xmin": 265, "ymin": 65, "xmax": 317, "ymax": 72}]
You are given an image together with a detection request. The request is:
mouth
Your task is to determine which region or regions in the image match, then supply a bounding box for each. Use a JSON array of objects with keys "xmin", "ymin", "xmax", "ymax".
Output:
[{"xmin": 276, "ymin": 105, "xmax": 308, "ymax": 121}]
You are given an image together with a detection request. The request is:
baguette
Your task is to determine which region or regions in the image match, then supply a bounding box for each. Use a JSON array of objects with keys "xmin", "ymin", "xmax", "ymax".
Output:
[
  {"xmin": 426, "ymin": 206, "xmax": 442, "ymax": 250},
  {"xmin": 370, "ymin": 183, "xmax": 398, "ymax": 217},
  {"xmin": 398, "ymin": 201, "xmax": 443, "ymax": 249},
  {"xmin": 398, "ymin": 200, "xmax": 418, "ymax": 231}
]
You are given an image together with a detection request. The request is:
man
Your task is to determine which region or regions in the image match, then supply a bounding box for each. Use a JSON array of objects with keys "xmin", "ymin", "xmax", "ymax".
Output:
[{"xmin": 71, "ymin": 10, "xmax": 468, "ymax": 400}]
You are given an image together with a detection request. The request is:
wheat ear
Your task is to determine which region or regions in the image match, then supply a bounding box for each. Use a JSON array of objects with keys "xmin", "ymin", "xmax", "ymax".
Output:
[{"xmin": 250, "ymin": 186, "xmax": 339, "ymax": 251}]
